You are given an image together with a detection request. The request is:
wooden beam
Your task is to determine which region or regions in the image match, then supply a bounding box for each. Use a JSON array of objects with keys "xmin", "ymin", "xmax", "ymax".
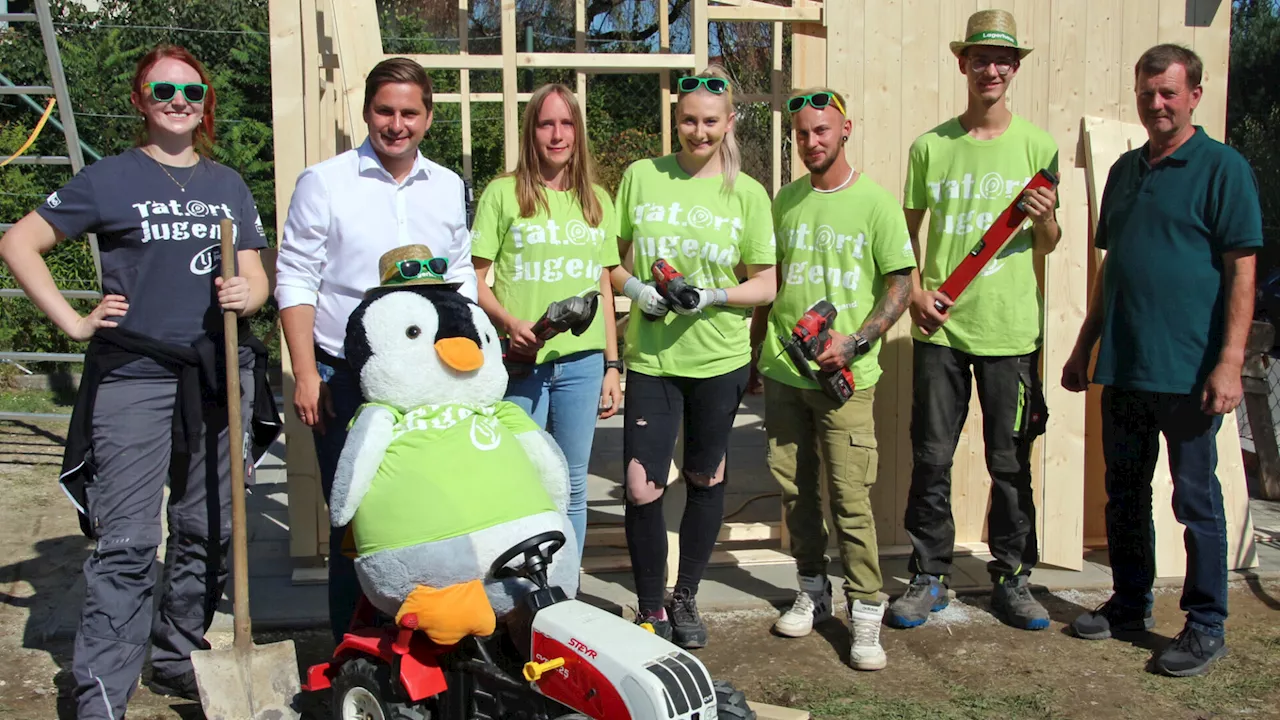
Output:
[
  {"xmin": 707, "ymin": 2, "xmax": 821, "ymax": 23},
  {"xmin": 403, "ymin": 53, "xmax": 504, "ymax": 70},
  {"xmin": 300, "ymin": 0, "xmax": 320, "ymax": 165},
  {"xmin": 770, "ymin": 21, "xmax": 783, "ymax": 195},
  {"xmin": 458, "ymin": 0, "xmax": 472, "ymax": 183},
  {"xmin": 694, "ymin": 0, "xmax": 709, "ymax": 70},
  {"xmin": 432, "ymin": 92, "xmax": 534, "ymax": 103},
  {"xmin": 659, "ymin": 0, "xmax": 671, "ymax": 155},
  {"xmin": 501, "ymin": 0, "xmax": 517, "ymax": 171},
  {"xmin": 575, "ymin": 0, "xmax": 587, "ymax": 127},
  {"xmin": 515, "ymin": 52, "xmax": 697, "ymax": 70}
]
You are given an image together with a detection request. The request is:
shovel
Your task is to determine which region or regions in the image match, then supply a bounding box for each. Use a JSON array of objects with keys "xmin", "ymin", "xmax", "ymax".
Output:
[{"xmin": 189, "ymin": 218, "xmax": 302, "ymax": 719}]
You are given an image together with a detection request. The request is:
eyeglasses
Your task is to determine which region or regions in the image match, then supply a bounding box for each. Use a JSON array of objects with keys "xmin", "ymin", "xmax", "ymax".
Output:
[
  {"xmin": 148, "ymin": 81, "xmax": 208, "ymax": 104},
  {"xmin": 678, "ymin": 76, "xmax": 728, "ymax": 95},
  {"xmin": 393, "ymin": 257, "xmax": 449, "ymax": 282},
  {"xmin": 967, "ymin": 57, "xmax": 1019, "ymax": 76},
  {"xmin": 787, "ymin": 91, "xmax": 846, "ymax": 116}
]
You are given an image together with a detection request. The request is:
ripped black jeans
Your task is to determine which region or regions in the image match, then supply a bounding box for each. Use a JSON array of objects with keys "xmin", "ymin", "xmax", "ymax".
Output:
[
  {"xmin": 904, "ymin": 341, "xmax": 1048, "ymax": 584},
  {"xmin": 622, "ymin": 366, "xmax": 750, "ymax": 614}
]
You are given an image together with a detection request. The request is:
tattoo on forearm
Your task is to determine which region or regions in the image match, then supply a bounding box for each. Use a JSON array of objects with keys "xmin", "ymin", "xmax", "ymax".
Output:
[{"xmin": 849, "ymin": 270, "xmax": 913, "ymax": 352}]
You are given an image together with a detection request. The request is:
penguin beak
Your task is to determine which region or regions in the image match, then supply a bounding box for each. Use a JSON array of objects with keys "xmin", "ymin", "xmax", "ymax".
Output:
[{"xmin": 434, "ymin": 337, "xmax": 484, "ymax": 372}]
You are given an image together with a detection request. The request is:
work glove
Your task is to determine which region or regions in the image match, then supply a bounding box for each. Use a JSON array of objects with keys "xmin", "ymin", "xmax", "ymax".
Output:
[
  {"xmin": 671, "ymin": 287, "xmax": 728, "ymax": 316},
  {"xmin": 624, "ymin": 276, "xmax": 670, "ymax": 317}
]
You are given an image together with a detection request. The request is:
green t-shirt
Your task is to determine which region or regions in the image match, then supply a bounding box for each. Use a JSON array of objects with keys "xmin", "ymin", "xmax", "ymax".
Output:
[
  {"xmin": 615, "ymin": 155, "xmax": 777, "ymax": 378},
  {"xmin": 903, "ymin": 115, "xmax": 1059, "ymax": 356},
  {"xmin": 350, "ymin": 401, "xmax": 555, "ymax": 555},
  {"xmin": 471, "ymin": 175, "xmax": 622, "ymax": 364},
  {"xmin": 758, "ymin": 173, "xmax": 917, "ymax": 390}
]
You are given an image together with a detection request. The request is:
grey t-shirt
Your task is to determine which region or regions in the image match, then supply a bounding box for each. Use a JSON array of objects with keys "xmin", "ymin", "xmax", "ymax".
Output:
[{"xmin": 37, "ymin": 148, "xmax": 268, "ymax": 376}]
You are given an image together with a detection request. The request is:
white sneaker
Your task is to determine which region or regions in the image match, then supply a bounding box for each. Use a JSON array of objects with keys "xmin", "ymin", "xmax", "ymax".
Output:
[
  {"xmin": 772, "ymin": 574, "xmax": 833, "ymax": 638},
  {"xmin": 848, "ymin": 598, "xmax": 887, "ymax": 670}
]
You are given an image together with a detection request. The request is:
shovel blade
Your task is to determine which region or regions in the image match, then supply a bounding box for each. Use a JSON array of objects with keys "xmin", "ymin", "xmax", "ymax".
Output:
[{"xmin": 190, "ymin": 639, "xmax": 302, "ymax": 720}]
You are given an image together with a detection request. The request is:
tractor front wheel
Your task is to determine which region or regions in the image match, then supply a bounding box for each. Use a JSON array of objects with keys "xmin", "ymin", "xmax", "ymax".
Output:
[
  {"xmin": 332, "ymin": 658, "xmax": 430, "ymax": 720},
  {"xmin": 714, "ymin": 680, "xmax": 756, "ymax": 720}
]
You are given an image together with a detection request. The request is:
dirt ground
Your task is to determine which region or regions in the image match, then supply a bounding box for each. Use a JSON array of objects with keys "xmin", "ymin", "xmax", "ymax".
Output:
[{"xmin": 3, "ymin": 417, "xmax": 1279, "ymax": 720}]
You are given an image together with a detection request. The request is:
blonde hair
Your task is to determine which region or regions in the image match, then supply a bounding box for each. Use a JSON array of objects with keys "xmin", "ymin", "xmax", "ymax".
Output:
[
  {"xmin": 676, "ymin": 65, "xmax": 740, "ymax": 194},
  {"xmin": 512, "ymin": 83, "xmax": 603, "ymax": 226}
]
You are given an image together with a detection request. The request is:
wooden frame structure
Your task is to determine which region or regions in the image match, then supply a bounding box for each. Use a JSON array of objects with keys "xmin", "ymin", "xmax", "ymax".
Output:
[{"xmin": 268, "ymin": 0, "xmax": 1256, "ymax": 583}]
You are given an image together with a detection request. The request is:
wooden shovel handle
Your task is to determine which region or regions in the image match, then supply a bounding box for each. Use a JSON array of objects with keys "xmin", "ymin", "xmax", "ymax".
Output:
[{"xmin": 220, "ymin": 218, "xmax": 252, "ymax": 648}]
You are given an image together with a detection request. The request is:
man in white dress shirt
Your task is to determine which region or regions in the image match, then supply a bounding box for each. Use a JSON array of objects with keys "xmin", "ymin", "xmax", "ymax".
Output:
[{"xmin": 275, "ymin": 56, "xmax": 478, "ymax": 641}]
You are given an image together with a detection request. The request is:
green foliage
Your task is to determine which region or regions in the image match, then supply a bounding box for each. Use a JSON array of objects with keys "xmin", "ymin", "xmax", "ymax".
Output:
[{"xmin": 1229, "ymin": 0, "xmax": 1280, "ymax": 270}]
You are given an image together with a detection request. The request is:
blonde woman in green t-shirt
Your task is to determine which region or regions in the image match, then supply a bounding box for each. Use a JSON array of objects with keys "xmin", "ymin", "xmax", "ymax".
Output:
[
  {"xmin": 471, "ymin": 83, "xmax": 623, "ymax": 557},
  {"xmin": 609, "ymin": 65, "xmax": 778, "ymax": 649}
]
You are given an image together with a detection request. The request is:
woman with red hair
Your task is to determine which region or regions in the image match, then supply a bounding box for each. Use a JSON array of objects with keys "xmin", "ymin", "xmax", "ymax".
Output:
[{"xmin": 0, "ymin": 44, "xmax": 273, "ymax": 718}]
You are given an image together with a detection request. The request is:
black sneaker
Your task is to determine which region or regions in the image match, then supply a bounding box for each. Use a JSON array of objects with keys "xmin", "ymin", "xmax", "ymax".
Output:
[
  {"xmin": 635, "ymin": 608, "xmax": 673, "ymax": 642},
  {"xmin": 1069, "ymin": 597, "xmax": 1154, "ymax": 640},
  {"xmin": 887, "ymin": 574, "xmax": 949, "ymax": 629},
  {"xmin": 1156, "ymin": 626, "xmax": 1227, "ymax": 677},
  {"xmin": 667, "ymin": 587, "xmax": 708, "ymax": 649},
  {"xmin": 146, "ymin": 669, "xmax": 200, "ymax": 701},
  {"xmin": 991, "ymin": 575, "xmax": 1050, "ymax": 631}
]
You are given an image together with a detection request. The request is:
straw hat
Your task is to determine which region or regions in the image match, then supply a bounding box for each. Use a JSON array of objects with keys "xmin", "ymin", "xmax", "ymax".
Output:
[
  {"xmin": 369, "ymin": 243, "xmax": 460, "ymax": 295},
  {"xmin": 949, "ymin": 9, "xmax": 1033, "ymax": 58}
]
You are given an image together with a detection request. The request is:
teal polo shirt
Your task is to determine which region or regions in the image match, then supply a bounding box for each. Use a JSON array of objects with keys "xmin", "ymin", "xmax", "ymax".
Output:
[{"xmin": 1093, "ymin": 126, "xmax": 1263, "ymax": 394}]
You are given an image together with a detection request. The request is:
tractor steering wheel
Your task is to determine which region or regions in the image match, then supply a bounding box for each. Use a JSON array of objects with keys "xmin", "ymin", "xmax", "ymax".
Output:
[{"xmin": 490, "ymin": 530, "xmax": 566, "ymax": 581}]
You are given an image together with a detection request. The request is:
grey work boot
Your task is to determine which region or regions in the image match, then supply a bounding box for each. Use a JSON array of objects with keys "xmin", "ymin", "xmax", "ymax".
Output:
[
  {"xmin": 1070, "ymin": 597, "xmax": 1154, "ymax": 640},
  {"xmin": 887, "ymin": 574, "xmax": 949, "ymax": 629},
  {"xmin": 991, "ymin": 574, "xmax": 1050, "ymax": 630}
]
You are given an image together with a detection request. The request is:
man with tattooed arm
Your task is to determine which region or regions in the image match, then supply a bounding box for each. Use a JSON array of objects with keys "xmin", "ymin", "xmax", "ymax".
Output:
[{"xmin": 750, "ymin": 87, "xmax": 914, "ymax": 671}]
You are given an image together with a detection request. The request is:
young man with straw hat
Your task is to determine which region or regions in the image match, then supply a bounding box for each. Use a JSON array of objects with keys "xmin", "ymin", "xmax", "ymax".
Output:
[{"xmin": 890, "ymin": 9, "xmax": 1061, "ymax": 632}]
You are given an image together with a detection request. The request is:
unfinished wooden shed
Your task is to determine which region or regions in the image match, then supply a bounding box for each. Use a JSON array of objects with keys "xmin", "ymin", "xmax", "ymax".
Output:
[{"xmin": 267, "ymin": 0, "xmax": 1255, "ymax": 585}]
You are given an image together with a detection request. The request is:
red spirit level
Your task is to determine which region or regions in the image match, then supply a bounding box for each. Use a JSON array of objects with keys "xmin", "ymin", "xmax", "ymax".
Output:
[{"xmin": 932, "ymin": 169, "xmax": 1059, "ymax": 313}]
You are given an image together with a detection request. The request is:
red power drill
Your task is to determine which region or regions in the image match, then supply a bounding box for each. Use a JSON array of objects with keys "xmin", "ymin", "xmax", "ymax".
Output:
[
  {"xmin": 778, "ymin": 299, "xmax": 855, "ymax": 404},
  {"xmin": 502, "ymin": 290, "xmax": 601, "ymax": 375},
  {"xmin": 646, "ymin": 258, "xmax": 703, "ymax": 319}
]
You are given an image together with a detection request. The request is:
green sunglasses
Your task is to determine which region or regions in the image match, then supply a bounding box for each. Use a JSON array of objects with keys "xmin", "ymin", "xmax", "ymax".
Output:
[
  {"xmin": 787, "ymin": 91, "xmax": 846, "ymax": 116},
  {"xmin": 678, "ymin": 76, "xmax": 728, "ymax": 95},
  {"xmin": 148, "ymin": 81, "xmax": 208, "ymax": 104},
  {"xmin": 390, "ymin": 257, "xmax": 449, "ymax": 284}
]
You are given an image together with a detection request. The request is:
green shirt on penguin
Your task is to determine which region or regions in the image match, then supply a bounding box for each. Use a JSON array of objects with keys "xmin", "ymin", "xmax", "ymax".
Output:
[
  {"xmin": 471, "ymin": 175, "xmax": 621, "ymax": 364},
  {"xmin": 615, "ymin": 155, "xmax": 777, "ymax": 378},
  {"xmin": 903, "ymin": 114, "xmax": 1058, "ymax": 356},
  {"xmin": 349, "ymin": 400, "xmax": 556, "ymax": 556},
  {"xmin": 759, "ymin": 174, "xmax": 917, "ymax": 390}
]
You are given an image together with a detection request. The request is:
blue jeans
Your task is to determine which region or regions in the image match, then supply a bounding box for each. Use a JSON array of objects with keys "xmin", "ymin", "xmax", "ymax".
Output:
[
  {"xmin": 1101, "ymin": 387, "xmax": 1228, "ymax": 636},
  {"xmin": 313, "ymin": 348, "xmax": 366, "ymax": 643},
  {"xmin": 504, "ymin": 350, "xmax": 604, "ymax": 556}
]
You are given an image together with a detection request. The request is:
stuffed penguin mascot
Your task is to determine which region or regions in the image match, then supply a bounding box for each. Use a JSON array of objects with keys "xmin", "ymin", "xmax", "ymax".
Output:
[{"xmin": 329, "ymin": 244, "xmax": 581, "ymax": 645}]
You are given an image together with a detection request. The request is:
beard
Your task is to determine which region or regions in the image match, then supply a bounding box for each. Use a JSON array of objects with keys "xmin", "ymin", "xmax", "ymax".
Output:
[{"xmin": 804, "ymin": 147, "xmax": 839, "ymax": 175}]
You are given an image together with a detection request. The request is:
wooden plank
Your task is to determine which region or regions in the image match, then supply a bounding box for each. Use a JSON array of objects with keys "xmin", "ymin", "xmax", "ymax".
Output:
[
  {"xmin": 1036, "ymin": 0, "xmax": 1089, "ymax": 571},
  {"xmin": 752, "ymin": 702, "xmax": 810, "ymax": 720},
  {"xmin": 706, "ymin": 2, "xmax": 821, "ymax": 22},
  {"xmin": 770, "ymin": 21, "xmax": 782, "ymax": 195},
  {"xmin": 1156, "ymin": 0, "xmax": 1195, "ymax": 50},
  {"xmin": 694, "ymin": 0, "xmax": 709, "ymax": 70},
  {"xmin": 1192, "ymin": 0, "xmax": 1228, "ymax": 144},
  {"xmin": 659, "ymin": 0, "xmax": 671, "ymax": 154},
  {"xmin": 300, "ymin": 0, "xmax": 320, "ymax": 166},
  {"xmin": 587, "ymin": 521, "xmax": 781, "ymax": 547},
  {"xmin": 1119, "ymin": 0, "xmax": 1159, "ymax": 127},
  {"xmin": 404, "ymin": 53, "xmax": 505, "ymax": 70},
  {"xmin": 459, "ymin": 0, "xmax": 472, "ymax": 183},
  {"xmin": 501, "ymin": 0, "xmax": 518, "ymax": 171},
  {"xmin": 787, "ymin": 19, "xmax": 825, "ymax": 177},
  {"xmin": 575, "ymin": 0, "xmax": 586, "ymax": 129},
  {"xmin": 516, "ymin": 52, "xmax": 698, "ymax": 70}
]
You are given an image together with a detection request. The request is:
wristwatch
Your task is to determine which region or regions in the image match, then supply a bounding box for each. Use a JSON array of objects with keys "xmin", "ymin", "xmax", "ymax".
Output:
[
  {"xmin": 851, "ymin": 333, "xmax": 871, "ymax": 357},
  {"xmin": 605, "ymin": 360, "xmax": 624, "ymax": 373}
]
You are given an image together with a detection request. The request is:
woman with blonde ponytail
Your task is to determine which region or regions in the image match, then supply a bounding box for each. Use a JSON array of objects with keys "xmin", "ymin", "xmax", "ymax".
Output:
[{"xmin": 609, "ymin": 65, "xmax": 777, "ymax": 649}]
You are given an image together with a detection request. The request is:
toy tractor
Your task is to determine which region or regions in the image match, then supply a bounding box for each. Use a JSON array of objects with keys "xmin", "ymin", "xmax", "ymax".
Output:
[{"xmin": 303, "ymin": 530, "xmax": 757, "ymax": 720}]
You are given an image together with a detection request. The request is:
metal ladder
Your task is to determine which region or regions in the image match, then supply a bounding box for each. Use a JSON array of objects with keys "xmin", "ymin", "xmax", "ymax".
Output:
[{"xmin": 0, "ymin": 0, "xmax": 101, "ymax": 421}]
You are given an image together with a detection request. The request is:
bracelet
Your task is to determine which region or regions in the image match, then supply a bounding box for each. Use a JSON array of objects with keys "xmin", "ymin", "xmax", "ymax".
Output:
[{"xmin": 605, "ymin": 360, "xmax": 624, "ymax": 373}]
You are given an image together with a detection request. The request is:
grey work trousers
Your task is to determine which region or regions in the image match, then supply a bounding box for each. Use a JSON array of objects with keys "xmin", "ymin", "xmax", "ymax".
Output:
[{"xmin": 73, "ymin": 371, "xmax": 252, "ymax": 720}]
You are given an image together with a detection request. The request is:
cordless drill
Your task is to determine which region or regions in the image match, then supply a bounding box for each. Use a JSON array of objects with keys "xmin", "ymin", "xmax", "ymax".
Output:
[
  {"xmin": 645, "ymin": 258, "xmax": 702, "ymax": 319},
  {"xmin": 778, "ymin": 300, "xmax": 856, "ymax": 404},
  {"xmin": 502, "ymin": 290, "xmax": 601, "ymax": 375}
]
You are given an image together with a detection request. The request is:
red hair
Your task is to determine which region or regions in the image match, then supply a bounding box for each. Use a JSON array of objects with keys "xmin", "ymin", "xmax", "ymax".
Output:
[{"xmin": 131, "ymin": 44, "xmax": 217, "ymax": 154}]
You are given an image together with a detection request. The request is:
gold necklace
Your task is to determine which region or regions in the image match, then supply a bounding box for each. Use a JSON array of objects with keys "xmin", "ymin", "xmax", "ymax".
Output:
[{"xmin": 144, "ymin": 148, "xmax": 200, "ymax": 193}]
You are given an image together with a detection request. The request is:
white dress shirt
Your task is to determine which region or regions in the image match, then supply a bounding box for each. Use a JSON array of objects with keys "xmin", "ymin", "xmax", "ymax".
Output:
[{"xmin": 275, "ymin": 139, "xmax": 478, "ymax": 358}]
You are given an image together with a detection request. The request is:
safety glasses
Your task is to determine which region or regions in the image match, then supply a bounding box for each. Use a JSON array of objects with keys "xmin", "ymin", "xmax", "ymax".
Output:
[
  {"xmin": 393, "ymin": 257, "xmax": 449, "ymax": 282},
  {"xmin": 678, "ymin": 76, "xmax": 728, "ymax": 95},
  {"xmin": 787, "ymin": 91, "xmax": 846, "ymax": 116},
  {"xmin": 148, "ymin": 81, "xmax": 208, "ymax": 104}
]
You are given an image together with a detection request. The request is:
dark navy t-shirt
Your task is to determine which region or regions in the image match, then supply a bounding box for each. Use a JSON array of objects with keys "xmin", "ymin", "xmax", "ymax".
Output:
[{"xmin": 37, "ymin": 148, "xmax": 268, "ymax": 375}]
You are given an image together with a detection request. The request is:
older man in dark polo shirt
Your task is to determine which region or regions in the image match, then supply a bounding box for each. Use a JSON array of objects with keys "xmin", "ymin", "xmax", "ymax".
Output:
[{"xmin": 1062, "ymin": 44, "xmax": 1263, "ymax": 678}]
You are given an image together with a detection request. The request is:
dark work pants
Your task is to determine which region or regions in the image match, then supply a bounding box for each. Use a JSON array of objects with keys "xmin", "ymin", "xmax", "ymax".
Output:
[
  {"xmin": 1101, "ymin": 387, "xmax": 1228, "ymax": 636},
  {"xmin": 313, "ymin": 349, "xmax": 365, "ymax": 642},
  {"xmin": 74, "ymin": 372, "xmax": 251, "ymax": 720},
  {"xmin": 905, "ymin": 341, "xmax": 1045, "ymax": 583}
]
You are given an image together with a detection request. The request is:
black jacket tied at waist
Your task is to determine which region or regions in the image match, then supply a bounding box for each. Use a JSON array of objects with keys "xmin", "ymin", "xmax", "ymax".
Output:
[{"xmin": 60, "ymin": 325, "xmax": 282, "ymax": 539}]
